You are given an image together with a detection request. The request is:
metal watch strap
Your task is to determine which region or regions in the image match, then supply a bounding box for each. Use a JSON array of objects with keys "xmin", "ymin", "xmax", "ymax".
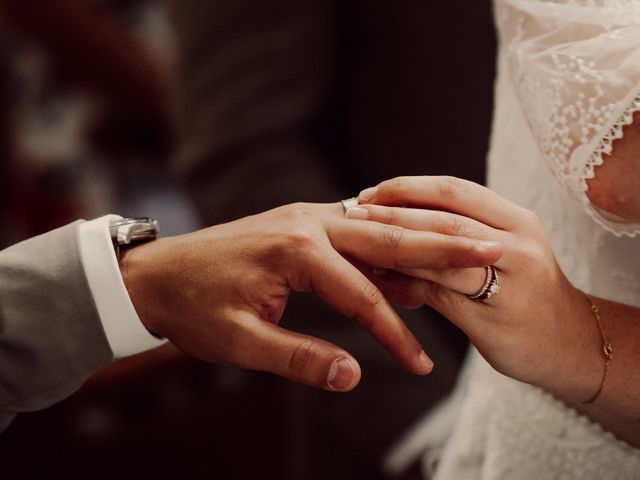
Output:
[{"xmin": 109, "ymin": 217, "xmax": 159, "ymax": 260}]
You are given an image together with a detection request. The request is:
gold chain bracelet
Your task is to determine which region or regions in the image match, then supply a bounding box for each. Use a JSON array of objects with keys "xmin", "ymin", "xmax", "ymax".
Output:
[{"xmin": 581, "ymin": 295, "xmax": 613, "ymax": 404}]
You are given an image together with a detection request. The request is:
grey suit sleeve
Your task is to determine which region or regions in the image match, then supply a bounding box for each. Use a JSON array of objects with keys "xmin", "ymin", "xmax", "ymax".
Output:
[{"xmin": 0, "ymin": 221, "xmax": 113, "ymax": 428}]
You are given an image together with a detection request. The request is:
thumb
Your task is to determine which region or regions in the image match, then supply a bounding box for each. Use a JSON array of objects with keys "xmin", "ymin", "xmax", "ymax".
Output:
[{"xmin": 233, "ymin": 313, "xmax": 362, "ymax": 392}]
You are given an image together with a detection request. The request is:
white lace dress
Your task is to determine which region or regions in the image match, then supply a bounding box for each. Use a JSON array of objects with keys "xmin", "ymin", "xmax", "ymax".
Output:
[{"xmin": 433, "ymin": 1, "xmax": 640, "ymax": 478}]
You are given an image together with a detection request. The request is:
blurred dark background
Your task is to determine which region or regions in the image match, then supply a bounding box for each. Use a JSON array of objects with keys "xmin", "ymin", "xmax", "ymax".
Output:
[{"xmin": 0, "ymin": 1, "xmax": 496, "ymax": 479}]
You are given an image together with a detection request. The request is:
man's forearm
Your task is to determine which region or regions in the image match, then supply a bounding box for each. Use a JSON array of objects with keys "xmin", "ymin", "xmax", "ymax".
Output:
[{"xmin": 0, "ymin": 222, "xmax": 113, "ymax": 415}]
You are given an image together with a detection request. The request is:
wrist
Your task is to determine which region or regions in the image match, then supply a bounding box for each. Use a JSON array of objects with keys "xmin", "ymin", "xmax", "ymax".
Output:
[
  {"xmin": 577, "ymin": 295, "xmax": 613, "ymax": 404},
  {"xmin": 542, "ymin": 290, "xmax": 610, "ymax": 404},
  {"xmin": 119, "ymin": 238, "xmax": 169, "ymax": 338},
  {"xmin": 79, "ymin": 215, "xmax": 166, "ymax": 358}
]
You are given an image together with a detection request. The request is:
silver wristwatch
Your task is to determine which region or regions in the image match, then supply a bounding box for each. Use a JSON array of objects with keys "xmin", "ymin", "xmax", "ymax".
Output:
[{"xmin": 109, "ymin": 217, "xmax": 160, "ymax": 260}]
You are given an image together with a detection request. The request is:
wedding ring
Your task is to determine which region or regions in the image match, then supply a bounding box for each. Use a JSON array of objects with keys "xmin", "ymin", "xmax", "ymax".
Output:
[
  {"xmin": 341, "ymin": 197, "xmax": 359, "ymax": 213},
  {"xmin": 467, "ymin": 265, "xmax": 501, "ymax": 301}
]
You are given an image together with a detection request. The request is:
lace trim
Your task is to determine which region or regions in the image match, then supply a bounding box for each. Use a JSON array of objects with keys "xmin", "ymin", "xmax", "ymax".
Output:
[
  {"xmin": 500, "ymin": 0, "xmax": 640, "ymax": 238},
  {"xmin": 579, "ymin": 91, "xmax": 640, "ymax": 238},
  {"xmin": 509, "ymin": 0, "xmax": 640, "ymax": 24}
]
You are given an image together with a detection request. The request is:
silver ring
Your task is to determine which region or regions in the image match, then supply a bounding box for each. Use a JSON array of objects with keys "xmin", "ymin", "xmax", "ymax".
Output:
[
  {"xmin": 467, "ymin": 265, "xmax": 500, "ymax": 301},
  {"xmin": 341, "ymin": 197, "xmax": 359, "ymax": 213}
]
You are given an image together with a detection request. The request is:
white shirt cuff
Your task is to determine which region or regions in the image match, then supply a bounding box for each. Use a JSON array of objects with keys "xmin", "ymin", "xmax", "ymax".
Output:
[{"xmin": 78, "ymin": 215, "xmax": 167, "ymax": 359}]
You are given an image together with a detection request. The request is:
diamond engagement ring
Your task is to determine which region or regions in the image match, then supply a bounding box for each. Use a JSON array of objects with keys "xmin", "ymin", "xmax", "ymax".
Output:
[{"xmin": 467, "ymin": 265, "xmax": 501, "ymax": 301}]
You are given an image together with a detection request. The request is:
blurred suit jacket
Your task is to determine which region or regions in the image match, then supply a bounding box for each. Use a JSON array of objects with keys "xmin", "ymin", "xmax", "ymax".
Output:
[
  {"xmin": 0, "ymin": 222, "xmax": 112, "ymax": 432},
  {"xmin": 169, "ymin": 1, "xmax": 496, "ymax": 478}
]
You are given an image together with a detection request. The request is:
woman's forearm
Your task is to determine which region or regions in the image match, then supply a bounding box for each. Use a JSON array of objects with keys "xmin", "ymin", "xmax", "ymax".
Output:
[{"xmin": 562, "ymin": 296, "xmax": 640, "ymax": 447}]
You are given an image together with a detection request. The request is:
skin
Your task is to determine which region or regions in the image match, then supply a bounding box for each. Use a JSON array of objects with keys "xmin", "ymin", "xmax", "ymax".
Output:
[
  {"xmin": 350, "ymin": 176, "xmax": 640, "ymax": 447},
  {"xmin": 120, "ymin": 201, "xmax": 501, "ymax": 393},
  {"xmin": 587, "ymin": 112, "xmax": 640, "ymax": 223}
]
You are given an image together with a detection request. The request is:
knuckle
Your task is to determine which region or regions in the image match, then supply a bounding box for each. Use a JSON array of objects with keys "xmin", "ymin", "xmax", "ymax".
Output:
[
  {"xmin": 440, "ymin": 214, "xmax": 467, "ymax": 237},
  {"xmin": 282, "ymin": 202, "xmax": 316, "ymax": 222},
  {"xmin": 285, "ymin": 227, "xmax": 316, "ymax": 250},
  {"xmin": 379, "ymin": 176, "xmax": 409, "ymax": 201},
  {"xmin": 380, "ymin": 224, "xmax": 406, "ymax": 251},
  {"xmin": 360, "ymin": 279, "xmax": 385, "ymax": 310},
  {"xmin": 437, "ymin": 176, "xmax": 465, "ymax": 200},
  {"xmin": 385, "ymin": 176, "xmax": 406, "ymax": 192},
  {"xmin": 272, "ymin": 204, "xmax": 322, "ymax": 254},
  {"xmin": 288, "ymin": 340, "xmax": 317, "ymax": 378},
  {"xmin": 378, "ymin": 206, "xmax": 397, "ymax": 225}
]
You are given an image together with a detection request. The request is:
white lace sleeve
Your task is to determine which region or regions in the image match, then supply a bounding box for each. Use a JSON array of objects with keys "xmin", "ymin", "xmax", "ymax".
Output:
[{"xmin": 496, "ymin": 0, "xmax": 640, "ymax": 236}]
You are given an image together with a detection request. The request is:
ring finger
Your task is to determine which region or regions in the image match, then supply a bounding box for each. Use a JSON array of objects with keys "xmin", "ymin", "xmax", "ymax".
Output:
[{"xmin": 390, "ymin": 266, "xmax": 492, "ymax": 296}]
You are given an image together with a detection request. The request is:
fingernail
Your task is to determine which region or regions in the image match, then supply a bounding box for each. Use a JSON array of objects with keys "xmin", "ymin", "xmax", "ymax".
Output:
[
  {"xmin": 373, "ymin": 267, "xmax": 389, "ymax": 275},
  {"xmin": 358, "ymin": 186, "xmax": 378, "ymax": 203},
  {"xmin": 476, "ymin": 240, "xmax": 501, "ymax": 253},
  {"xmin": 345, "ymin": 207, "xmax": 369, "ymax": 220},
  {"xmin": 328, "ymin": 356, "xmax": 357, "ymax": 390},
  {"xmin": 418, "ymin": 351, "xmax": 434, "ymax": 374}
]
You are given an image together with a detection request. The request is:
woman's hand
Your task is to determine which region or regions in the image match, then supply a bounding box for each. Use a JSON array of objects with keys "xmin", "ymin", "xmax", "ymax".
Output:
[
  {"xmin": 120, "ymin": 201, "xmax": 501, "ymax": 392},
  {"xmin": 348, "ymin": 176, "xmax": 607, "ymax": 404}
]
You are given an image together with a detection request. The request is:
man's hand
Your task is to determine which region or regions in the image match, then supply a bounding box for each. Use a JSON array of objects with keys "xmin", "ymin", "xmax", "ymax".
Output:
[{"xmin": 120, "ymin": 202, "xmax": 501, "ymax": 392}]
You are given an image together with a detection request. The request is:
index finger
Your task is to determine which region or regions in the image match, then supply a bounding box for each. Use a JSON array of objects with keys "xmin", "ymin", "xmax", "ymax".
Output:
[
  {"xmin": 360, "ymin": 176, "xmax": 526, "ymax": 231},
  {"xmin": 300, "ymin": 246, "xmax": 433, "ymax": 375}
]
